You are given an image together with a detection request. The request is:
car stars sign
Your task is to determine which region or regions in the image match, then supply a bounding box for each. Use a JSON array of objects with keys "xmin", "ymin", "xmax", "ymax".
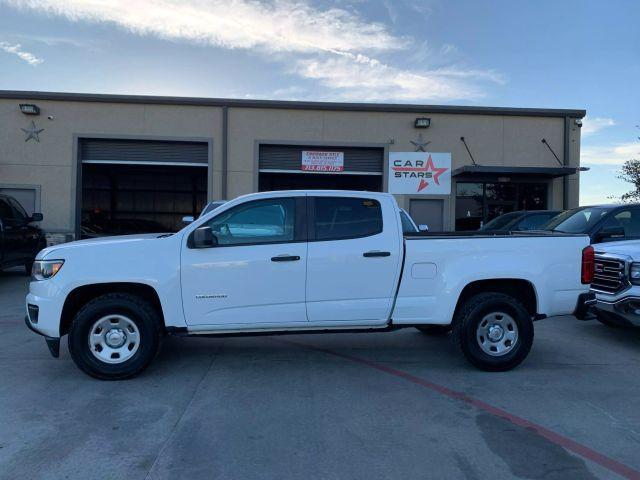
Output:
[{"xmin": 388, "ymin": 152, "xmax": 451, "ymax": 195}]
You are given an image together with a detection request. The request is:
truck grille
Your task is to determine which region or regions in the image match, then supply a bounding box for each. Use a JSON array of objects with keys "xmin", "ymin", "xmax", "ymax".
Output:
[{"xmin": 591, "ymin": 255, "xmax": 628, "ymax": 294}]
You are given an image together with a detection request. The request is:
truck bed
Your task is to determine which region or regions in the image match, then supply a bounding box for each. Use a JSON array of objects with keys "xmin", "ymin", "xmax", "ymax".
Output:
[{"xmin": 404, "ymin": 230, "xmax": 584, "ymax": 239}]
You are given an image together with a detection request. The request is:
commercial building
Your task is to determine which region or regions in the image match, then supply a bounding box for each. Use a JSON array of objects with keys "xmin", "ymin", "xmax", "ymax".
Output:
[{"xmin": 0, "ymin": 90, "xmax": 585, "ymax": 242}]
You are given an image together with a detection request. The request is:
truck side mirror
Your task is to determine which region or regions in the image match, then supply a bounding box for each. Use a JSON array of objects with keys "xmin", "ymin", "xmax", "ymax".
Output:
[
  {"xmin": 182, "ymin": 216, "xmax": 195, "ymax": 225},
  {"xmin": 418, "ymin": 224, "xmax": 429, "ymax": 232},
  {"xmin": 191, "ymin": 226, "xmax": 217, "ymax": 248},
  {"xmin": 30, "ymin": 212, "xmax": 43, "ymax": 222},
  {"xmin": 597, "ymin": 225, "xmax": 625, "ymax": 241}
]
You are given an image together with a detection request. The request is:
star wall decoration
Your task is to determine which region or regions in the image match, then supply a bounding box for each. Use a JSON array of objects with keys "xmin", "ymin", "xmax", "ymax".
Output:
[
  {"xmin": 21, "ymin": 121, "xmax": 44, "ymax": 143},
  {"xmin": 410, "ymin": 133, "xmax": 431, "ymax": 152}
]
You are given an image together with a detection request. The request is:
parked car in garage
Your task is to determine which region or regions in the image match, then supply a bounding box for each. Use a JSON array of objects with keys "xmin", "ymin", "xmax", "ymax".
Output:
[
  {"xmin": 80, "ymin": 218, "xmax": 167, "ymax": 238},
  {"xmin": 26, "ymin": 190, "xmax": 594, "ymax": 379},
  {"xmin": 479, "ymin": 210, "xmax": 562, "ymax": 233},
  {"xmin": 590, "ymin": 239, "xmax": 640, "ymax": 328},
  {"xmin": 0, "ymin": 193, "xmax": 46, "ymax": 274},
  {"xmin": 543, "ymin": 204, "xmax": 640, "ymax": 243}
]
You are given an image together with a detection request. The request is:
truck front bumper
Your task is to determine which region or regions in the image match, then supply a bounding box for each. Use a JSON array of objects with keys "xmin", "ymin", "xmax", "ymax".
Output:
[
  {"xmin": 594, "ymin": 296, "xmax": 640, "ymax": 327},
  {"xmin": 25, "ymin": 282, "xmax": 65, "ymax": 358},
  {"xmin": 24, "ymin": 315, "xmax": 60, "ymax": 358},
  {"xmin": 574, "ymin": 292, "xmax": 597, "ymax": 320}
]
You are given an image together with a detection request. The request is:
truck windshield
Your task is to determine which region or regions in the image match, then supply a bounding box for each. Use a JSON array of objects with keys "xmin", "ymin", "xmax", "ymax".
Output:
[{"xmin": 544, "ymin": 207, "xmax": 610, "ymax": 233}]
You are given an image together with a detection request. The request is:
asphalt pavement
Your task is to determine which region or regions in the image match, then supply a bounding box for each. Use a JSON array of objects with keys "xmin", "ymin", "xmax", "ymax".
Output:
[{"xmin": 1, "ymin": 269, "xmax": 640, "ymax": 480}]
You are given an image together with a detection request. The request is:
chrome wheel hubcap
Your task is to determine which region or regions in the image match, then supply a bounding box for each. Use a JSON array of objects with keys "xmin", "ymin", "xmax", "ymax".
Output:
[
  {"xmin": 476, "ymin": 312, "xmax": 518, "ymax": 357},
  {"xmin": 88, "ymin": 315, "xmax": 140, "ymax": 364}
]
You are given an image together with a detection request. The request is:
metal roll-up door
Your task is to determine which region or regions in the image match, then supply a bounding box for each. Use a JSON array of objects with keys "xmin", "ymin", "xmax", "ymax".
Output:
[
  {"xmin": 259, "ymin": 145, "xmax": 383, "ymax": 174},
  {"xmin": 80, "ymin": 139, "xmax": 208, "ymax": 166}
]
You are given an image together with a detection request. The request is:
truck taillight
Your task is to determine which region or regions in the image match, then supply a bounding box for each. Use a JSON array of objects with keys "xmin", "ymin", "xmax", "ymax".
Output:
[{"xmin": 581, "ymin": 245, "xmax": 594, "ymax": 284}]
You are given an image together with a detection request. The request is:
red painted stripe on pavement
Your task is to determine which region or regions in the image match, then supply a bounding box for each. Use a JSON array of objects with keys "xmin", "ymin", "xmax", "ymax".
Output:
[{"xmin": 279, "ymin": 339, "xmax": 640, "ymax": 480}]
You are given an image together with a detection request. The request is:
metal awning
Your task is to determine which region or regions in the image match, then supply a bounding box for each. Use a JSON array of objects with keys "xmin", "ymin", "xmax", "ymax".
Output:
[{"xmin": 451, "ymin": 165, "xmax": 577, "ymax": 178}]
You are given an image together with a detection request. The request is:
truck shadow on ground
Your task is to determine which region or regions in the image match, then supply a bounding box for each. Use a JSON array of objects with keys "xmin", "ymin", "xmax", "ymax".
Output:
[
  {"xmin": 153, "ymin": 330, "xmax": 467, "ymax": 373},
  {"xmin": 578, "ymin": 320, "xmax": 640, "ymax": 350}
]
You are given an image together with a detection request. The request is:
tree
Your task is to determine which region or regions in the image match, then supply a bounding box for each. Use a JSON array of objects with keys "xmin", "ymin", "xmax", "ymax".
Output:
[
  {"xmin": 618, "ymin": 159, "xmax": 640, "ymax": 202},
  {"xmin": 617, "ymin": 126, "xmax": 640, "ymax": 202}
]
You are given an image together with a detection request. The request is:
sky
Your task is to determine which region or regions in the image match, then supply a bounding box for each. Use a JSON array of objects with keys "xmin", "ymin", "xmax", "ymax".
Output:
[{"xmin": 0, "ymin": 0, "xmax": 638, "ymax": 205}]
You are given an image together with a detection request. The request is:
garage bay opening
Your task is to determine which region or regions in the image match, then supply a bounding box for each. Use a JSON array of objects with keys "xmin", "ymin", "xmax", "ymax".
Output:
[
  {"xmin": 258, "ymin": 144, "xmax": 384, "ymax": 192},
  {"xmin": 79, "ymin": 138, "xmax": 208, "ymax": 238}
]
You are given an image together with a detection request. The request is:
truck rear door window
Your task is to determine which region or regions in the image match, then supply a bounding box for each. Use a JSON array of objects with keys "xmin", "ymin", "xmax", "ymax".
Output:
[{"xmin": 313, "ymin": 197, "xmax": 382, "ymax": 241}]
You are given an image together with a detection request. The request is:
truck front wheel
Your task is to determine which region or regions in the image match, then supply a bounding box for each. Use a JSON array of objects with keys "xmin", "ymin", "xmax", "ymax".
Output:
[
  {"xmin": 453, "ymin": 292, "xmax": 533, "ymax": 371},
  {"xmin": 68, "ymin": 293, "xmax": 162, "ymax": 380}
]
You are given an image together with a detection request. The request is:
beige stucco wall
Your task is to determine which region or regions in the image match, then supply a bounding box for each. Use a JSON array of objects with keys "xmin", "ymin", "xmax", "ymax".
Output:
[
  {"xmin": 0, "ymin": 96, "xmax": 580, "ymax": 235},
  {"xmin": 227, "ymin": 108, "xmax": 571, "ymax": 230},
  {"xmin": 0, "ymin": 99, "xmax": 222, "ymax": 233}
]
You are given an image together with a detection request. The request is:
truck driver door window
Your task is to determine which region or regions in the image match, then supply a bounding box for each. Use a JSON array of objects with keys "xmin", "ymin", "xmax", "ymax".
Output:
[{"xmin": 205, "ymin": 199, "xmax": 295, "ymax": 245}]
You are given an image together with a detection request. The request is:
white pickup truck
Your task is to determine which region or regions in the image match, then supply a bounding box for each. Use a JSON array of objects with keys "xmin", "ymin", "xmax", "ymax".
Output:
[
  {"xmin": 25, "ymin": 190, "xmax": 595, "ymax": 379},
  {"xmin": 590, "ymin": 240, "xmax": 640, "ymax": 328}
]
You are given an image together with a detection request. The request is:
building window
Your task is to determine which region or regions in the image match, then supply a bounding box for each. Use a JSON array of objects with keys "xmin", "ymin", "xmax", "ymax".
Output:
[{"xmin": 455, "ymin": 181, "xmax": 548, "ymax": 231}]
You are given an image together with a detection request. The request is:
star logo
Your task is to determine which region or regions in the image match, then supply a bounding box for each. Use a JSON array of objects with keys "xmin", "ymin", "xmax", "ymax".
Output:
[
  {"xmin": 410, "ymin": 133, "xmax": 431, "ymax": 152},
  {"xmin": 21, "ymin": 121, "xmax": 44, "ymax": 143}
]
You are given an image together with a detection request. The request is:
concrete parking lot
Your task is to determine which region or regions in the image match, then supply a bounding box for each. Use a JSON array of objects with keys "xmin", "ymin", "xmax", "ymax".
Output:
[{"xmin": 1, "ymin": 270, "xmax": 640, "ymax": 480}]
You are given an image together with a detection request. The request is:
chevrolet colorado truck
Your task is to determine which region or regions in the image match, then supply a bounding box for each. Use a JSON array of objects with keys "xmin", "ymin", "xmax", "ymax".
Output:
[{"xmin": 25, "ymin": 190, "xmax": 595, "ymax": 380}]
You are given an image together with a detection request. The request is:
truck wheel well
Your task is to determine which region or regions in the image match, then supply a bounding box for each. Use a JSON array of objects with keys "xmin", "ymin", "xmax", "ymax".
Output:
[
  {"xmin": 454, "ymin": 279, "xmax": 537, "ymax": 318},
  {"xmin": 60, "ymin": 283, "xmax": 165, "ymax": 336}
]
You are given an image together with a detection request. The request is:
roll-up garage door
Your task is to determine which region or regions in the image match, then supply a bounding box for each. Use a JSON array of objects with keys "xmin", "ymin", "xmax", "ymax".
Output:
[
  {"xmin": 79, "ymin": 138, "xmax": 208, "ymax": 237},
  {"xmin": 80, "ymin": 138, "xmax": 208, "ymax": 166},
  {"xmin": 259, "ymin": 145, "xmax": 383, "ymax": 174}
]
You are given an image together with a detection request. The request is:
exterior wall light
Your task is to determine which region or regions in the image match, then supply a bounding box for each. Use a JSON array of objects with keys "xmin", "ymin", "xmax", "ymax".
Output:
[
  {"xmin": 20, "ymin": 104, "xmax": 40, "ymax": 115},
  {"xmin": 414, "ymin": 117, "xmax": 431, "ymax": 128}
]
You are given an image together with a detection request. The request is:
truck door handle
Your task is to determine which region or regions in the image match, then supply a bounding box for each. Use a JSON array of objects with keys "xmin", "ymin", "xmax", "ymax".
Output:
[
  {"xmin": 271, "ymin": 255, "xmax": 301, "ymax": 262},
  {"xmin": 363, "ymin": 251, "xmax": 391, "ymax": 258}
]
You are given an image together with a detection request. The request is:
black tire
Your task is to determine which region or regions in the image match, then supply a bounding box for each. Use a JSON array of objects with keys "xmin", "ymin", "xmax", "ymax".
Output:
[
  {"xmin": 453, "ymin": 292, "xmax": 534, "ymax": 372},
  {"xmin": 415, "ymin": 325, "xmax": 452, "ymax": 335},
  {"xmin": 68, "ymin": 293, "xmax": 162, "ymax": 380}
]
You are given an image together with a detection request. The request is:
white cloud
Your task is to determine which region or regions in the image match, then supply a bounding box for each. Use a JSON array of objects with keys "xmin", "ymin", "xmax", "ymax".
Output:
[
  {"xmin": 294, "ymin": 54, "xmax": 484, "ymax": 101},
  {"xmin": 581, "ymin": 142, "xmax": 639, "ymax": 165},
  {"xmin": 6, "ymin": 0, "xmax": 404, "ymax": 54},
  {"xmin": 2, "ymin": 0, "xmax": 504, "ymax": 101},
  {"xmin": 581, "ymin": 116, "xmax": 615, "ymax": 136},
  {"xmin": 0, "ymin": 41, "xmax": 43, "ymax": 65}
]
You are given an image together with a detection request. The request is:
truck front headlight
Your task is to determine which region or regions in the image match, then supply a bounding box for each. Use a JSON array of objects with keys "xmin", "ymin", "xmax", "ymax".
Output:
[
  {"xmin": 630, "ymin": 262, "xmax": 640, "ymax": 286},
  {"xmin": 32, "ymin": 260, "xmax": 64, "ymax": 281}
]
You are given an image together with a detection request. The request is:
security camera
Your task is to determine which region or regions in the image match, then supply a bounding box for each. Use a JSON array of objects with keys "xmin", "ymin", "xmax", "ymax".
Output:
[
  {"xmin": 47, "ymin": 115, "xmax": 54, "ymax": 120},
  {"xmin": 574, "ymin": 119, "xmax": 582, "ymax": 127}
]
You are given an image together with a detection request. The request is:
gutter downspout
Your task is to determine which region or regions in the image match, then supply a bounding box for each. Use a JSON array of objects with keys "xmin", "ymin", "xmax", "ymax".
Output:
[
  {"xmin": 221, "ymin": 105, "xmax": 228, "ymax": 199},
  {"xmin": 563, "ymin": 116, "xmax": 570, "ymax": 210}
]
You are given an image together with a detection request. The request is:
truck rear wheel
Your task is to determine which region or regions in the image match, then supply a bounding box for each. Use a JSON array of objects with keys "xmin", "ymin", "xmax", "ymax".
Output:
[
  {"xmin": 453, "ymin": 292, "xmax": 533, "ymax": 371},
  {"xmin": 68, "ymin": 293, "xmax": 162, "ymax": 380}
]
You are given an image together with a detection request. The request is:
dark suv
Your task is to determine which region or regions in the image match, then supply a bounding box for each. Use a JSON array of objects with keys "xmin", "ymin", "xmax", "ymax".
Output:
[
  {"xmin": 544, "ymin": 204, "xmax": 640, "ymax": 243},
  {"xmin": 0, "ymin": 194, "xmax": 46, "ymax": 274}
]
